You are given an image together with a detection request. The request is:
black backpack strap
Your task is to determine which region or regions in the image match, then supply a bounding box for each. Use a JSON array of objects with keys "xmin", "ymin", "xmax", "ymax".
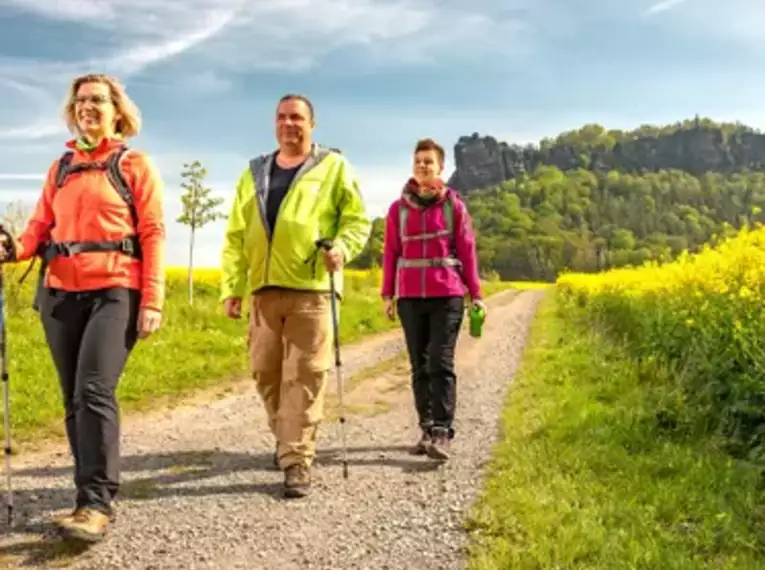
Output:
[
  {"xmin": 55, "ymin": 151, "xmax": 75, "ymax": 188},
  {"xmin": 104, "ymin": 146, "xmax": 139, "ymax": 230}
]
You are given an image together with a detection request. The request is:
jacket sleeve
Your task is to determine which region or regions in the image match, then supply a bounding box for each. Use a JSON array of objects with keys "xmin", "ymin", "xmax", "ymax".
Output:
[
  {"xmin": 380, "ymin": 201, "xmax": 400, "ymax": 298},
  {"xmin": 332, "ymin": 157, "xmax": 372, "ymax": 264},
  {"xmin": 129, "ymin": 151, "xmax": 166, "ymax": 312},
  {"xmin": 220, "ymin": 167, "xmax": 254, "ymax": 301},
  {"xmin": 453, "ymin": 196, "xmax": 483, "ymax": 300},
  {"xmin": 15, "ymin": 158, "xmax": 58, "ymax": 261}
]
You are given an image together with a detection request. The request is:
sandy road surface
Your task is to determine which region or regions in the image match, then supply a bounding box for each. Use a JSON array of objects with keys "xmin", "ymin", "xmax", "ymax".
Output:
[{"xmin": 0, "ymin": 288, "xmax": 544, "ymax": 570}]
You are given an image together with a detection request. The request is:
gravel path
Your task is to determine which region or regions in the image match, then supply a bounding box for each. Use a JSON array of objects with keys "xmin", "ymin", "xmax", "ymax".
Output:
[{"xmin": 0, "ymin": 288, "xmax": 544, "ymax": 570}]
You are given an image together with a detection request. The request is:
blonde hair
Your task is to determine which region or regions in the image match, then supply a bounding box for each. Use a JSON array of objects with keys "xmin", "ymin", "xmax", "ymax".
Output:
[{"xmin": 63, "ymin": 73, "xmax": 142, "ymax": 138}]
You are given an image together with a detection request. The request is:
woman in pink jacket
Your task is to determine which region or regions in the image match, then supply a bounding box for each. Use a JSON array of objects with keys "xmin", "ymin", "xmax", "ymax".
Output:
[{"xmin": 381, "ymin": 138, "xmax": 486, "ymax": 461}]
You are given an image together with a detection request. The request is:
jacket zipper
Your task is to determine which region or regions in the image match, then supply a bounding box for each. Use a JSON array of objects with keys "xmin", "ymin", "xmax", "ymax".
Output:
[
  {"xmin": 259, "ymin": 166, "xmax": 272, "ymax": 285},
  {"xmin": 421, "ymin": 207, "xmax": 426, "ymax": 297},
  {"xmin": 259, "ymin": 156, "xmax": 312, "ymax": 286}
]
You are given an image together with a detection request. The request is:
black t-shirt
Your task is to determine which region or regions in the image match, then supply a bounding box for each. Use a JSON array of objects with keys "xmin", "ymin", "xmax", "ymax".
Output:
[{"xmin": 266, "ymin": 159, "xmax": 303, "ymax": 233}]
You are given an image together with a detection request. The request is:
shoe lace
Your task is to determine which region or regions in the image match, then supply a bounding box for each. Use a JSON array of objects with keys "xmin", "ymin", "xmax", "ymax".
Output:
[
  {"xmin": 72, "ymin": 509, "xmax": 94, "ymax": 522},
  {"xmin": 73, "ymin": 507, "xmax": 106, "ymax": 523}
]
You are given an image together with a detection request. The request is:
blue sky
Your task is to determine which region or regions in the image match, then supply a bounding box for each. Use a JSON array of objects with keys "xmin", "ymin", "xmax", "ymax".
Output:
[{"xmin": 0, "ymin": 0, "xmax": 763, "ymax": 267}]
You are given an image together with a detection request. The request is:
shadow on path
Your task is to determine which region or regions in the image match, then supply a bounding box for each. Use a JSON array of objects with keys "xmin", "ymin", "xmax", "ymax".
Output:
[{"xmin": 1, "ymin": 444, "xmax": 442, "ymax": 537}]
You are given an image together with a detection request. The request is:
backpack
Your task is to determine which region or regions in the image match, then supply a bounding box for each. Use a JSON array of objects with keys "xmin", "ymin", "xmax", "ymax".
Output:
[
  {"xmin": 398, "ymin": 196, "xmax": 454, "ymax": 241},
  {"xmin": 397, "ymin": 195, "xmax": 461, "ymax": 269},
  {"xmin": 54, "ymin": 145, "xmax": 139, "ymax": 233},
  {"xmin": 23, "ymin": 145, "xmax": 142, "ymax": 310}
]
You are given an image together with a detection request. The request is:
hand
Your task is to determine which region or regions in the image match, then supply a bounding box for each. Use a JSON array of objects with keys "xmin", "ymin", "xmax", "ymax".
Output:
[
  {"xmin": 472, "ymin": 298, "xmax": 486, "ymax": 316},
  {"xmin": 322, "ymin": 246, "xmax": 343, "ymax": 272},
  {"xmin": 137, "ymin": 307, "xmax": 162, "ymax": 339},
  {"xmin": 383, "ymin": 298, "xmax": 396, "ymax": 321},
  {"xmin": 224, "ymin": 296, "xmax": 242, "ymax": 319}
]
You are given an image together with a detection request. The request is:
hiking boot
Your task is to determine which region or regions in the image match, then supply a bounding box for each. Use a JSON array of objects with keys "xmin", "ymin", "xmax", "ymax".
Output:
[
  {"xmin": 428, "ymin": 428, "xmax": 450, "ymax": 461},
  {"xmin": 411, "ymin": 430, "xmax": 432, "ymax": 455},
  {"xmin": 283, "ymin": 464, "xmax": 311, "ymax": 498},
  {"xmin": 57, "ymin": 507, "xmax": 111, "ymax": 543},
  {"xmin": 55, "ymin": 505, "xmax": 116, "ymax": 527}
]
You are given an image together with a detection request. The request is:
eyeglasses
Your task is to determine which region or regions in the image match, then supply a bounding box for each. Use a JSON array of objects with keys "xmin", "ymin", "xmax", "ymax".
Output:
[{"xmin": 74, "ymin": 95, "xmax": 111, "ymax": 105}]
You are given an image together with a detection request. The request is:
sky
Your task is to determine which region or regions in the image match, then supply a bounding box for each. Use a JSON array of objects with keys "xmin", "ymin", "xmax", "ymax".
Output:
[{"xmin": 0, "ymin": 0, "xmax": 764, "ymax": 268}]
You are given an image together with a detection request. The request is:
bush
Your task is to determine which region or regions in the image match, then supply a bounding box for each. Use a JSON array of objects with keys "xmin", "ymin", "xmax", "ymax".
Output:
[{"xmin": 557, "ymin": 224, "xmax": 765, "ymax": 462}]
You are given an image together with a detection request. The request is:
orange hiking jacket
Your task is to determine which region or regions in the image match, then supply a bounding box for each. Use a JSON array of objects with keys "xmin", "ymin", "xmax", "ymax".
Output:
[{"xmin": 16, "ymin": 137, "xmax": 166, "ymax": 311}]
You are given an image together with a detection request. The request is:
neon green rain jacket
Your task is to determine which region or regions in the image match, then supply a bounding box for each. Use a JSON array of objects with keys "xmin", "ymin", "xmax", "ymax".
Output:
[{"xmin": 220, "ymin": 144, "xmax": 371, "ymax": 300}]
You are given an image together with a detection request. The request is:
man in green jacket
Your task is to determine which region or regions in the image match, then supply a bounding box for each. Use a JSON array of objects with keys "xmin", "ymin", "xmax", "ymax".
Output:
[{"xmin": 220, "ymin": 93, "xmax": 371, "ymax": 498}]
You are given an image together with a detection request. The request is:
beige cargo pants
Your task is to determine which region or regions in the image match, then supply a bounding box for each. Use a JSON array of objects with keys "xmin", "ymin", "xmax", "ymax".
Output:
[{"xmin": 247, "ymin": 287, "xmax": 333, "ymax": 469}]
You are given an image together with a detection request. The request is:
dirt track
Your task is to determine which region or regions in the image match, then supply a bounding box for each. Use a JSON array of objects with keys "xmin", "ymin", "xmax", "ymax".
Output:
[{"xmin": 0, "ymin": 287, "xmax": 544, "ymax": 570}]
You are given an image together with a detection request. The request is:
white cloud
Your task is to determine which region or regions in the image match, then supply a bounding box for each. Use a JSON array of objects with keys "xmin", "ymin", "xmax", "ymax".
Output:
[
  {"xmin": 0, "ymin": 173, "xmax": 45, "ymax": 180},
  {"xmin": 642, "ymin": 0, "xmax": 690, "ymax": 16},
  {"xmin": 639, "ymin": 0, "xmax": 765, "ymax": 52},
  {"xmin": 0, "ymin": 0, "xmax": 532, "ymax": 143}
]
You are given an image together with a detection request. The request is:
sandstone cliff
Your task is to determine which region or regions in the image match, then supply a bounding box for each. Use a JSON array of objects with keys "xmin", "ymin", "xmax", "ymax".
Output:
[{"xmin": 447, "ymin": 119, "xmax": 765, "ymax": 193}]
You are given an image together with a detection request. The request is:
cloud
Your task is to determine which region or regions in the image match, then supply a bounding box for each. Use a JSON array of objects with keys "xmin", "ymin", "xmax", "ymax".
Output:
[
  {"xmin": 643, "ymin": 0, "xmax": 690, "ymax": 16},
  {"xmin": 638, "ymin": 0, "xmax": 765, "ymax": 54},
  {"xmin": 0, "ymin": 173, "xmax": 45, "ymax": 181},
  {"xmin": 0, "ymin": 0, "xmax": 531, "ymax": 115},
  {"xmin": 0, "ymin": 0, "xmax": 246, "ymax": 140}
]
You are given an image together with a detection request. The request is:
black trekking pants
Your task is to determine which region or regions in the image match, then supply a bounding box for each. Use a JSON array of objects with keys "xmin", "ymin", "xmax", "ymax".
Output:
[
  {"xmin": 39, "ymin": 287, "xmax": 140, "ymax": 514},
  {"xmin": 397, "ymin": 296, "xmax": 464, "ymax": 439}
]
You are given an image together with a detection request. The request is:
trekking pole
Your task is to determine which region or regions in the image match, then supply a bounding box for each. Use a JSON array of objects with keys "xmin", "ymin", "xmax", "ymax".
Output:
[
  {"xmin": 0, "ymin": 226, "xmax": 14, "ymax": 527},
  {"xmin": 315, "ymin": 238, "xmax": 349, "ymax": 479}
]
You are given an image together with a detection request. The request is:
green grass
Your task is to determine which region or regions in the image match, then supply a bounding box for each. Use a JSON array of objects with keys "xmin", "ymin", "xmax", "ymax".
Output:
[
  {"xmin": 465, "ymin": 289, "xmax": 765, "ymax": 570},
  {"xmin": 0, "ymin": 264, "xmax": 514, "ymax": 450}
]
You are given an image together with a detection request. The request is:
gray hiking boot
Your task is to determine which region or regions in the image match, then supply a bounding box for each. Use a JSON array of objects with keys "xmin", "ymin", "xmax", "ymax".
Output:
[
  {"xmin": 428, "ymin": 427, "xmax": 450, "ymax": 461},
  {"xmin": 411, "ymin": 430, "xmax": 432, "ymax": 455}
]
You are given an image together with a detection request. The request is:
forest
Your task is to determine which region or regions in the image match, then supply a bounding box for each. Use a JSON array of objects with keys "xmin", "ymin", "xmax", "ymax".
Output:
[{"xmin": 351, "ymin": 117, "xmax": 765, "ymax": 281}]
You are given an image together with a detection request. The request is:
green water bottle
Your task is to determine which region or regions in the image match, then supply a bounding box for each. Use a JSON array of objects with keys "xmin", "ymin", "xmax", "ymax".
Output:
[{"xmin": 469, "ymin": 303, "xmax": 486, "ymax": 338}]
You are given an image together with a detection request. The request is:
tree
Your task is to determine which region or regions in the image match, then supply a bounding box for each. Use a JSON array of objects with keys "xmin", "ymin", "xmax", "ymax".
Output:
[
  {"xmin": 2, "ymin": 200, "xmax": 33, "ymax": 236},
  {"xmin": 177, "ymin": 160, "xmax": 227, "ymax": 304}
]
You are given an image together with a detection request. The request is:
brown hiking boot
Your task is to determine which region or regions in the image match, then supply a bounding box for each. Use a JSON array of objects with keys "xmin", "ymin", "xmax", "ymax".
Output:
[
  {"xmin": 411, "ymin": 430, "xmax": 432, "ymax": 455},
  {"xmin": 57, "ymin": 507, "xmax": 111, "ymax": 543},
  {"xmin": 55, "ymin": 505, "xmax": 116, "ymax": 527},
  {"xmin": 428, "ymin": 428, "xmax": 450, "ymax": 461},
  {"xmin": 283, "ymin": 464, "xmax": 311, "ymax": 498}
]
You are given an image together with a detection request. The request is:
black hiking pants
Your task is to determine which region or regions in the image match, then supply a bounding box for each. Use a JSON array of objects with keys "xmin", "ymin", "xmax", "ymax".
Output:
[
  {"xmin": 39, "ymin": 287, "xmax": 140, "ymax": 515},
  {"xmin": 397, "ymin": 296, "xmax": 464, "ymax": 439}
]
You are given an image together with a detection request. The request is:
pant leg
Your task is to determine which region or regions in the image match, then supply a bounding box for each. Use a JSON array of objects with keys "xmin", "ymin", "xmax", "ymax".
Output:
[
  {"xmin": 248, "ymin": 290, "xmax": 286, "ymax": 439},
  {"xmin": 427, "ymin": 296, "xmax": 464, "ymax": 439},
  {"xmin": 38, "ymin": 289, "xmax": 90, "ymax": 493},
  {"xmin": 279, "ymin": 290, "xmax": 333, "ymax": 469},
  {"xmin": 74, "ymin": 288, "xmax": 140, "ymax": 513},
  {"xmin": 397, "ymin": 298, "xmax": 433, "ymax": 432}
]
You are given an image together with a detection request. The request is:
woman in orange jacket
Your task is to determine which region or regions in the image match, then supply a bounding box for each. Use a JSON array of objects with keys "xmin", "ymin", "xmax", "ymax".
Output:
[{"xmin": 0, "ymin": 73, "xmax": 165, "ymax": 542}]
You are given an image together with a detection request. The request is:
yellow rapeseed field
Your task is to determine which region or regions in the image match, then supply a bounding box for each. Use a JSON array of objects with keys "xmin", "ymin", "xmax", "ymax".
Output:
[{"xmin": 557, "ymin": 224, "xmax": 765, "ymax": 460}]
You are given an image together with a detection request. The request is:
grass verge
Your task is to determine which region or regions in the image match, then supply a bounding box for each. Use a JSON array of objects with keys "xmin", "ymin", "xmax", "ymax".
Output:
[
  {"xmin": 0, "ymin": 265, "xmax": 514, "ymax": 451},
  {"xmin": 464, "ymin": 290, "xmax": 765, "ymax": 569}
]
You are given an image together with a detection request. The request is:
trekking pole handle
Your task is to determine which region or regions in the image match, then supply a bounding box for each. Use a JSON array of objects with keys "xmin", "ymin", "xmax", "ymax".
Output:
[
  {"xmin": 315, "ymin": 238, "xmax": 334, "ymax": 252},
  {"xmin": 0, "ymin": 225, "xmax": 17, "ymax": 263}
]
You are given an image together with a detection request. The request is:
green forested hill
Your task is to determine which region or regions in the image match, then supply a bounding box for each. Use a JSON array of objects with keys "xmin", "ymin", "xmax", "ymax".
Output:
[{"xmin": 351, "ymin": 117, "xmax": 765, "ymax": 281}]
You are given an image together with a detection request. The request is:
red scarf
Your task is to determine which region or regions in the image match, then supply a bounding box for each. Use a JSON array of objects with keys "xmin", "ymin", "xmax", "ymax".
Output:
[{"xmin": 403, "ymin": 176, "xmax": 446, "ymax": 197}]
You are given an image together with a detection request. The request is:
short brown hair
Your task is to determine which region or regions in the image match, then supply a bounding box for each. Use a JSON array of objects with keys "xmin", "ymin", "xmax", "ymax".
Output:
[
  {"xmin": 414, "ymin": 138, "xmax": 445, "ymax": 165},
  {"xmin": 277, "ymin": 93, "xmax": 314, "ymax": 119},
  {"xmin": 63, "ymin": 73, "xmax": 141, "ymax": 138}
]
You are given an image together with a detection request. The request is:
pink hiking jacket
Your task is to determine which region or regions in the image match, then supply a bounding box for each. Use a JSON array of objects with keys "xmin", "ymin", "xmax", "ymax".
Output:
[{"xmin": 381, "ymin": 186, "xmax": 482, "ymax": 300}]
